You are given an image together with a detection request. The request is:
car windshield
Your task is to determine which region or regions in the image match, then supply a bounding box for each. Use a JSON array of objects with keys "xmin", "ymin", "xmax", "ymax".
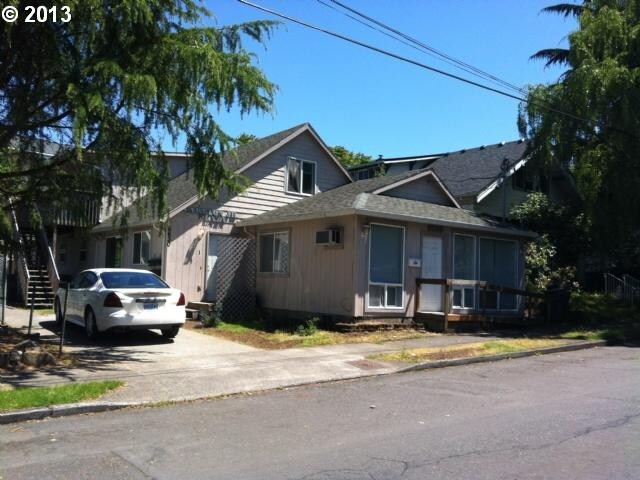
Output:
[{"xmin": 100, "ymin": 272, "xmax": 169, "ymax": 289}]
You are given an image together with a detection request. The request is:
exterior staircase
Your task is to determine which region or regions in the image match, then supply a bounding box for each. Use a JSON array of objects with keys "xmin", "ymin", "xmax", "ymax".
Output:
[
  {"xmin": 16, "ymin": 228, "xmax": 57, "ymax": 309},
  {"xmin": 25, "ymin": 266, "xmax": 55, "ymax": 309}
]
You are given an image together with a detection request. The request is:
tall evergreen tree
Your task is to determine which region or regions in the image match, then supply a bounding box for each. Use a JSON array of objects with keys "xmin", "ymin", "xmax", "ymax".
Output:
[
  {"xmin": 0, "ymin": 1, "xmax": 278, "ymax": 240},
  {"xmin": 520, "ymin": 0, "xmax": 640, "ymax": 270}
]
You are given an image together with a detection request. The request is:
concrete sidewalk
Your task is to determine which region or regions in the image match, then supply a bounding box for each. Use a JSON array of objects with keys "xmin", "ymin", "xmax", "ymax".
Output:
[{"xmin": 1, "ymin": 306, "xmax": 504, "ymax": 404}]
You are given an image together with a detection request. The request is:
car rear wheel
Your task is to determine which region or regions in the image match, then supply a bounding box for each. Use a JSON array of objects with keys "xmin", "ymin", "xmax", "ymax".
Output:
[
  {"xmin": 161, "ymin": 326, "xmax": 180, "ymax": 339},
  {"xmin": 84, "ymin": 308, "xmax": 99, "ymax": 339}
]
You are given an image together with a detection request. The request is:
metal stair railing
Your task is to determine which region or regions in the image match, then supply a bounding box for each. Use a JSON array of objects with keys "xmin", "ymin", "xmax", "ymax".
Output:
[
  {"xmin": 604, "ymin": 273, "xmax": 638, "ymax": 306},
  {"xmin": 8, "ymin": 199, "xmax": 31, "ymax": 306}
]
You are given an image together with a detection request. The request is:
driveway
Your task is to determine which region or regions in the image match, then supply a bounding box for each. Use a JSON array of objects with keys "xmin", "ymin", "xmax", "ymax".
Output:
[{"xmin": 1, "ymin": 307, "xmax": 255, "ymax": 386}]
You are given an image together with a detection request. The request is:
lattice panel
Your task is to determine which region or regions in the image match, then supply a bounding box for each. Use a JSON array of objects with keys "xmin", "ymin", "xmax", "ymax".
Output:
[{"xmin": 215, "ymin": 236, "xmax": 256, "ymax": 321}]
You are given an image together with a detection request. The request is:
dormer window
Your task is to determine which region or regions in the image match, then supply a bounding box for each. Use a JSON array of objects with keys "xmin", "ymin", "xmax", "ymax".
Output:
[{"xmin": 287, "ymin": 157, "xmax": 316, "ymax": 195}]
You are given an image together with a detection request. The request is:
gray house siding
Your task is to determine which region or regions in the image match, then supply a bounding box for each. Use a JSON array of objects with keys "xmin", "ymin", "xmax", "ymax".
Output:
[
  {"xmin": 220, "ymin": 130, "xmax": 349, "ymax": 220},
  {"xmin": 382, "ymin": 177, "xmax": 453, "ymax": 205}
]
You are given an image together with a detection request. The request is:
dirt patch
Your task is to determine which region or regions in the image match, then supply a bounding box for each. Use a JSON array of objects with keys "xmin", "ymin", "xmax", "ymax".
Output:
[
  {"xmin": 0, "ymin": 326, "xmax": 75, "ymax": 372},
  {"xmin": 184, "ymin": 320, "xmax": 432, "ymax": 350}
]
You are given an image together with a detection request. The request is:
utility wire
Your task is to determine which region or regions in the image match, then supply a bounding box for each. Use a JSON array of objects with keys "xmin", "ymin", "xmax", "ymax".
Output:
[
  {"xmin": 237, "ymin": 0, "xmax": 619, "ymax": 133},
  {"xmin": 327, "ymin": 0, "xmax": 527, "ymax": 95},
  {"xmin": 238, "ymin": 0, "xmax": 527, "ymax": 103}
]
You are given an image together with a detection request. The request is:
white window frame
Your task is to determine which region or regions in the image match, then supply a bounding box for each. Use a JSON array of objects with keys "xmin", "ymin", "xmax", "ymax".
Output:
[
  {"xmin": 479, "ymin": 236, "xmax": 519, "ymax": 312},
  {"xmin": 259, "ymin": 231, "xmax": 289, "ymax": 274},
  {"xmin": 367, "ymin": 223, "xmax": 405, "ymax": 309},
  {"xmin": 452, "ymin": 233, "xmax": 476, "ymax": 310},
  {"xmin": 132, "ymin": 230, "xmax": 151, "ymax": 265},
  {"xmin": 286, "ymin": 157, "xmax": 317, "ymax": 196}
]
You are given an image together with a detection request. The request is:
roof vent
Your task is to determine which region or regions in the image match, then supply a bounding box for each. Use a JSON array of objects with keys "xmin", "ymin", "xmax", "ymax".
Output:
[
  {"xmin": 378, "ymin": 155, "xmax": 383, "ymax": 160},
  {"xmin": 460, "ymin": 149, "xmax": 466, "ymax": 153},
  {"xmin": 480, "ymin": 145, "xmax": 486, "ymax": 150},
  {"xmin": 518, "ymin": 138, "xmax": 525, "ymax": 143},
  {"xmin": 499, "ymin": 141, "xmax": 506, "ymax": 146}
]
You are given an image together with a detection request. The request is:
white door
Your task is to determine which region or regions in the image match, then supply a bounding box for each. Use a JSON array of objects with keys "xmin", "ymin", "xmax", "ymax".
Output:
[
  {"xmin": 205, "ymin": 234, "xmax": 219, "ymax": 301},
  {"xmin": 420, "ymin": 236, "xmax": 443, "ymax": 312}
]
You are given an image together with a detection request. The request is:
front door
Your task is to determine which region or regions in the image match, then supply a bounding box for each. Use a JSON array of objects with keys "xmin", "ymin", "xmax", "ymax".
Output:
[
  {"xmin": 420, "ymin": 235, "xmax": 443, "ymax": 312},
  {"xmin": 205, "ymin": 234, "xmax": 219, "ymax": 301}
]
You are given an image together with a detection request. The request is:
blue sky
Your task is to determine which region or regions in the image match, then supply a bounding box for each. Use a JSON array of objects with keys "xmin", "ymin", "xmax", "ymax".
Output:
[{"xmin": 198, "ymin": 0, "xmax": 577, "ymax": 158}]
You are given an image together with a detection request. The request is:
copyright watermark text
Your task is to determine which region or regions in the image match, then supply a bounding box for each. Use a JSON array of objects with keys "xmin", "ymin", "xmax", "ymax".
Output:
[{"xmin": 2, "ymin": 5, "xmax": 71, "ymax": 23}]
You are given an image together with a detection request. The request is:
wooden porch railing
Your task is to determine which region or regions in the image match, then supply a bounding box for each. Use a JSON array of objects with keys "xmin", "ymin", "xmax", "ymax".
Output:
[{"xmin": 415, "ymin": 278, "xmax": 546, "ymax": 330}]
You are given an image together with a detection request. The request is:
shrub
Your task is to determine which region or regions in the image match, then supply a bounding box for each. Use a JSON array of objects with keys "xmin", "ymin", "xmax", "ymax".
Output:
[
  {"xmin": 295, "ymin": 318, "xmax": 318, "ymax": 336},
  {"xmin": 199, "ymin": 309, "xmax": 221, "ymax": 328}
]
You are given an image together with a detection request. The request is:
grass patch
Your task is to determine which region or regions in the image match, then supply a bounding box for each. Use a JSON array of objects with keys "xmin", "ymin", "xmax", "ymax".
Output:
[
  {"xmin": 185, "ymin": 320, "xmax": 430, "ymax": 349},
  {"xmin": 554, "ymin": 292, "xmax": 640, "ymax": 345},
  {"xmin": 0, "ymin": 380, "xmax": 124, "ymax": 412},
  {"xmin": 369, "ymin": 338, "xmax": 569, "ymax": 364},
  {"xmin": 35, "ymin": 308, "xmax": 55, "ymax": 316}
]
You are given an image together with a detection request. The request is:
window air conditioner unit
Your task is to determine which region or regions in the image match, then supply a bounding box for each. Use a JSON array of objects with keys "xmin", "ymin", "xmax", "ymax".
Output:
[{"xmin": 316, "ymin": 228, "xmax": 343, "ymax": 245}]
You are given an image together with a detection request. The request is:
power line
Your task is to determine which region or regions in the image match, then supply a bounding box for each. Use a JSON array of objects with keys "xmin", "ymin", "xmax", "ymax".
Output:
[
  {"xmin": 323, "ymin": 0, "xmax": 526, "ymax": 95},
  {"xmin": 238, "ymin": 0, "xmax": 526, "ymax": 103},
  {"xmin": 237, "ymin": 0, "xmax": 638, "ymax": 140}
]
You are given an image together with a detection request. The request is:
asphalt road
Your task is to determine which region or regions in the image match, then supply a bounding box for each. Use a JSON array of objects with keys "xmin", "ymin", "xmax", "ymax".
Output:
[{"xmin": 1, "ymin": 347, "xmax": 639, "ymax": 480}]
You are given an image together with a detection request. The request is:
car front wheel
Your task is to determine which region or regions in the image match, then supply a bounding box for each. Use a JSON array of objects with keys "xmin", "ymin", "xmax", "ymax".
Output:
[{"xmin": 84, "ymin": 308, "xmax": 100, "ymax": 339}]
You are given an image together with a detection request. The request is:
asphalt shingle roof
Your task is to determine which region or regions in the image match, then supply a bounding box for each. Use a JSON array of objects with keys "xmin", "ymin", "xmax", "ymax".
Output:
[
  {"xmin": 348, "ymin": 140, "xmax": 529, "ymax": 199},
  {"xmin": 423, "ymin": 140, "xmax": 528, "ymax": 198},
  {"xmin": 238, "ymin": 169, "xmax": 535, "ymax": 237}
]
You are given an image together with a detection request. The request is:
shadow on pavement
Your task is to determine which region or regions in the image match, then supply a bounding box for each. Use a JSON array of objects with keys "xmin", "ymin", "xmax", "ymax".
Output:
[{"xmin": 0, "ymin": 320, "xmax": 177, "ymax": 386}]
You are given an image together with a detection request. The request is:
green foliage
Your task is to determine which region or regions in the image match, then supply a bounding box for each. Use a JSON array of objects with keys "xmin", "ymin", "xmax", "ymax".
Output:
[
  {"xmin": 523, "ymin": 234, "xmax": 556, "ymax": 291},
  {"xmin": 0, "ymin": 1, "xmax": 279, "ymax": 239},
  {"xmin": 330, "ymin": 145, "xmax": 372, "ymax": 168},
  {"xmin": 236, "ymin": 133, "xmax": 258, "ymax": 145},
  {"xmin": 511, "ymin": 193, "xmax": 585, "ymax": 291},
  {"xmin": 0, "ymin": 380, "xmax": 123, "ymax": 412},
  {"xmin": 295, "ymin": 317, "xmax": 318, "ymax": 337},
  {"xmin": 511, "ymin": 192, "xmax": 589, "ymax": 265},
  {"xmin": 199, "ymin": 305, "xmax": 222, "ymax": 328},
  {"xmin": 520, "ymin": 1, "xmax": 640, "ymax": 268}
]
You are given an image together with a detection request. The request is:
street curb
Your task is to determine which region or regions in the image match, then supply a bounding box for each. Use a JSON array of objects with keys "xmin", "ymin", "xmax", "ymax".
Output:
[
  {"xmin": 0, "ymin": 401, "xmax": 141, "ymax": 425},
  {"xmin": 397, "ymin": 340, "xmax": 608, "ymax": 373},
  {"xmin": 0, "ymin": 340, "xmax": 607, "ymax": 425}
]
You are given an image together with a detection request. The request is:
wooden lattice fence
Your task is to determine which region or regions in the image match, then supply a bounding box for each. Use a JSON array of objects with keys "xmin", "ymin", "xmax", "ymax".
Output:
[{"xmin": 215, "ymin": 236, "xmax": 256, "ymax": 321}]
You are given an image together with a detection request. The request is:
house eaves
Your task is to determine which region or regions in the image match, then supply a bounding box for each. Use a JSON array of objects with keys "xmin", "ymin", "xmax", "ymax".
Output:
[{"xmin": 475, "ymin": 156, "xmax": 529, "ymax": 203}]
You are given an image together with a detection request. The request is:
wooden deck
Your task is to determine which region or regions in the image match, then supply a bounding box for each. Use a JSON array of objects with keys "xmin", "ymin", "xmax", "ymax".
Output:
[{"xmin": 414, "ymin": 278, "xmax": 545, "ymax": 332}]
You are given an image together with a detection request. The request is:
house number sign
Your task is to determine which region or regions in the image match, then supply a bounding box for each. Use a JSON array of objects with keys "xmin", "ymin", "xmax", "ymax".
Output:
[{"xmin": 186, "ymin": 207, "xmax": 237, "ymax": 225}]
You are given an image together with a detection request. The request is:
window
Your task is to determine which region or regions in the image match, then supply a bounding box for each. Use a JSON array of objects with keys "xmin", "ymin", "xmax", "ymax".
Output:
[
  {"xmin": 77, "ymin": 272, "xmax": 98, "ymax": 289},
  {"xmin": 105, "ymin": 237, "xmax": 123, "ymax": 268},
  {"xmin": 287, "ymin": 157, "xmax": 316, "ymax": 195},
  {"xmin": 479, "ymin": 238, "xmax": 518, "ymax": 310},
  {"xmin": 453, "ymin": 235, "xmax": 476, "ymax": 309},
  {"xmin": 133, "ymin": 231, "xmax": 151, "ymax": 265},
  {"xmin": 357, "ymin": 169, "xmax": 371, "ymax": 180},
  {"xmin": 369, "ymin": 224, "xmax": 404, "ymax": 308},
  {"xmin": 101, "ymin": 271, "xmax": 168, "ymax": 289},
  {"xmin": 259, "ymin": 232, "xmax": 289, "ymax": 274},
  {"xmin": 513, "ymin": 166, "xmax": 549, "ymax": 194}
]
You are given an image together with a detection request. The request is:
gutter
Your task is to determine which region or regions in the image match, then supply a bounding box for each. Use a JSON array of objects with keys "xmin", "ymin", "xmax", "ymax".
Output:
[{"xmin": 238, "ymin": 207, "xmax": 537, "ymax": 238}]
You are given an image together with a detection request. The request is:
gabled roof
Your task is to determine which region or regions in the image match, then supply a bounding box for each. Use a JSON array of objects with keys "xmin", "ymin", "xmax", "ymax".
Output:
[
  {"xmin": 348, "ymin": 140, "xmax": 530, "ymax": 200},
  {"xmin": 238, "ymin": 169, "xmax": 536, "ymax": 237},
  {"xmin": 428, "ymin": 140, "xmax": 528, "ymax": 199},
  {"xmin": 94, "ymin": 123, "xmax": 351, "ymax": 231}
]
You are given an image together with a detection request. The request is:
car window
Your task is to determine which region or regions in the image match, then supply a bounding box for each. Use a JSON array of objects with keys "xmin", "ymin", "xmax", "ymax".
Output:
[
  {"xmin": 77, "ymin": 272, "xmax": 97, "ymax": 289},
  {"xmin": 100, "ymin": 272, "xmax": 169, "ymax": 289}
]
